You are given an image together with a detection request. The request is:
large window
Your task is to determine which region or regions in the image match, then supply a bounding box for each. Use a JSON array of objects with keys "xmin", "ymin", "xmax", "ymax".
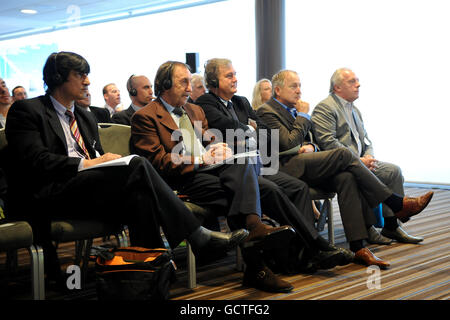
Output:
[
  {"xmin": 286, "ymin": 0, "xmax": 450, "ymax": 184},
  {"xmin": 0, "ymin": 0, "xmax": 255, "ymax": 109}
]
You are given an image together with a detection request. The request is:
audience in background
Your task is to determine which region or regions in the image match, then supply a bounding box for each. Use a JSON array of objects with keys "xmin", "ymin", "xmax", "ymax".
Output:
[
  {"xmin": 188, "ymin": 73, "xmax": 206, "ymax": 103},
  {"xmin": 112, "ymin": 74, "xmax": 154, "ymax": 125},
  {"xmin": 11, "ymin": 85, "xmax": 28, "ymax": 102},
  {"xmin": 75, "ymin": 89, "xmax": 111, "ymax": 123},
  {"xmin": 251, "ymin": 78, "xmax": 272, "ymax": 110},
  {"xmin": 103, "ymin": 83, "xmax": 123, "ymax": 115},
  {"xmin": 0, "ymin": 78, "xmax": 12, "ymax": 129}
]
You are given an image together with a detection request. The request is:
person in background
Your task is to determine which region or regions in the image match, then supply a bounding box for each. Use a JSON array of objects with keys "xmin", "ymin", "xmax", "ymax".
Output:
[
  {"xmin": 188, "ymin": 73, "xmax": 206, "ymax": 103},
  {"xmin": 12, "ymin": 85, "xmax": 28, "ymax": 102},
  {"xmin": 103, "ymin": 83, "xmax": 123, "ymax": 115},
  {"xmin": 75, "ymin": 88, "xmax": 111, "ymax": 123},
  {"xmin": 112, "ymin": 74, "xmax": 154, "ymax": 125},
  {"xmin": 251, "ymin": 78, "xmax": 272, "ymax": 110}
]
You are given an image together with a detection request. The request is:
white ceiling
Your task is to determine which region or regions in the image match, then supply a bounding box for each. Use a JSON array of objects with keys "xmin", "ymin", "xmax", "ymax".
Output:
[{"xmin": 0, "ymin": 0, "xmax": 222, "ymax": 41}]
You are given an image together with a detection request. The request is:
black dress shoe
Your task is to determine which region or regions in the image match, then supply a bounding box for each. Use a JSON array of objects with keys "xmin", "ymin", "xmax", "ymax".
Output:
[
  {"xmin": 367, "ymin": 225, "xmax": 392, "ymax": 245},
  {"xmin": 242, "ymin": 225, "xmax": 296, "ymax": 250},
  {"xmin": 381, "ymin": 226, "xmax": 424, "ymax": 244},
  {"xmin": 307, "ymin": 249, "xmax": 347, "ymax": 270},
  {"xmin": 243, "ymin": 266, "xmax": 293, "ymax": 293},
  {"xmin": 188, "ymin": 226, "xmax": 249, "ymax": 255}
]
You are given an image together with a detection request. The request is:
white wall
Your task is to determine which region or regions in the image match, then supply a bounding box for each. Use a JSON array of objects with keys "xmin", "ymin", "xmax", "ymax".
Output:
[
  {"xmin": 286, "ymin": 0, "xmax": 450, "ymax": 184},
  {"xmin": 0, "ymin": 0, "xmax": 256, "ymax": 109}
]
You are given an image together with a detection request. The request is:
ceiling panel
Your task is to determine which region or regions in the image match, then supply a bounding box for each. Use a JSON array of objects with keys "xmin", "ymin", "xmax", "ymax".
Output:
[{"xmin": 0, "ymin": 0, "xmax": 224, "ymax": 41}]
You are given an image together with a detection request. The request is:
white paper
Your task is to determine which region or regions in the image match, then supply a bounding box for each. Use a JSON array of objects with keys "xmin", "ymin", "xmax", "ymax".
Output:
[{"xmin": 79, "ymin": 154, "xmax": 139, "ymax": 171}]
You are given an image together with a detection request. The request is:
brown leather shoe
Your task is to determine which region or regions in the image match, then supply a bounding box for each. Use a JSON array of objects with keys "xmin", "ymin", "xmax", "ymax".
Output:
[
  {"xmin": 354, "ymin": 247, "xmax": 390, "ymax": 269},
  {"xmin": 395, "ymin": 191, "xmax": 434, "ymax": 223},
  {"xmin": 243, "ymin": 266, "xmax": 293, "ymax": 293}
]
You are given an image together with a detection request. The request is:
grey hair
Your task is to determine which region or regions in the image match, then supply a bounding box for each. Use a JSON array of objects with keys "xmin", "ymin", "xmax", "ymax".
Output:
[
  {"xmin": 251, "ymin": 78, "xmax": 271, "ymax": 110},
  {"xmin": 191, "ymin": 73, "xmax": 204, "ymax": 86},
  {"xmin": 271, "ymin": 69, "xmax": 298, "ymax": 98},
  {"xmin": 329, "ymin": 68, "xmax": 351, "ymax": 93}
]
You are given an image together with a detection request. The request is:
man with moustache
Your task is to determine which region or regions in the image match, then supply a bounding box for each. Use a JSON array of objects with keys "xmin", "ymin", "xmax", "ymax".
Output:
[{"xmin": 112, "ymin": 74, "xmax": 155, "ymax": 125}]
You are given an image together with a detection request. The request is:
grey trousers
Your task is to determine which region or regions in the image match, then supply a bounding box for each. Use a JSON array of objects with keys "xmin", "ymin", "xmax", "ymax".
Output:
[
  {"xmin": 372, "ymin": 161, "xmax": 404, "ymax": 218},
  {"xmin": 280, "ymin": 147, "xmax": 393, "ymax": 242}
]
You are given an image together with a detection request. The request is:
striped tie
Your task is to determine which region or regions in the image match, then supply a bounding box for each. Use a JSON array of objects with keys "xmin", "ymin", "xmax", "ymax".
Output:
[{"xmin": 65, "ymin": 110, "xmax": 90, "ymax": 159}]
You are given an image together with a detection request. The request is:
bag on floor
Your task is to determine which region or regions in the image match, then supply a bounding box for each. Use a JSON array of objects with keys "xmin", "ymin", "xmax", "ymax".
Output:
[{"xmin": 95, "ymin": 246, "xmax": 177, "ymax": 300}]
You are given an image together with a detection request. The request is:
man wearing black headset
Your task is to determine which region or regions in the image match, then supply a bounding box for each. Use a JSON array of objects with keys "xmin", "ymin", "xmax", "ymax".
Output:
[{"xmin": 112, "ymin": 74, "xmax": 155, "ymax": 125}]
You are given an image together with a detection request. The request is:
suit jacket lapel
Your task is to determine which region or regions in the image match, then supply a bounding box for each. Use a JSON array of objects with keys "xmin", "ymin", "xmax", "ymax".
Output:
[
  {"xmin": 331, "ymin": 94, "xmax": 362, "ymax": 146},
  {"xmin": 44, "ymin": 95, "xmax": 68, "ymax": 152},
  {"xmin": 155, "ymin": 98, "xmax": 178, "ymax": 132},
  {"xmin": 267, "ymin": 98, "xmax": 295, "ymax": 129},
  {"xmin": 210, "ymin": 92, "xmax": 235, "ymax": 119}
]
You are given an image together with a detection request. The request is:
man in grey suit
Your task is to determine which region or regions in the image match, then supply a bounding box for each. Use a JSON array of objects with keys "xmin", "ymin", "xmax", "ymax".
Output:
[
  {"xmin": 311, "ymin": 68, "xmax": 422, "ymax": 244},
  {"xmin": 256, "ymin": 69, "xmax": 433, "ymax": 269},
  {"xmin": 112, "ymin": 74, "xmax": 154, "ymax": 125}
]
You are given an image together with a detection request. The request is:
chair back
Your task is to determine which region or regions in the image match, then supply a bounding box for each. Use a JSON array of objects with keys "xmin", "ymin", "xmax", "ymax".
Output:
[
  {"xmin": 98, "ymin": 123, "xmax": 131, "ymax": 156},
  {"xmin": 0, "ymin": 128, "xmax": 6, "ymax": 152}
]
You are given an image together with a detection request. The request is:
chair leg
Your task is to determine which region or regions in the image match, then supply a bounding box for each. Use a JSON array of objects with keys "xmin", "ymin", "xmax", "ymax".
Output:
[
  {"xmin": 235, "ymin": 246, "xmax": 244, "ymax": 271},
  {"xmin": 186, "ymin": 241, "xmax": 196, "ymax": 289},
  {"xmin": 324, "ymin": 199, "xmax": 335, "ymax": 245},
  {"xmin": 81, "ymin": 239, "xmax": 93, "ymax": 287},
  {"xmin": 28, "ymin": 244, "xmax": 45, "ymax": 300}
]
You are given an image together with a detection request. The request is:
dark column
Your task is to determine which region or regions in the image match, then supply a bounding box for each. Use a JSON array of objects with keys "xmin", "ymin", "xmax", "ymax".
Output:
[{"xmin": 255, "ymin": 0, "xmax": 285, "ymax": 81}]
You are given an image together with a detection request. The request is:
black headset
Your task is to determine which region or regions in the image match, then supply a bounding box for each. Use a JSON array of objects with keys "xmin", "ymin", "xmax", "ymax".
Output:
[
  {"xmin": 127, "ymin": 74, "xmax": 137, "ymax": 96},
  {"xmin": 204, "ymin": 60, "xmax": 219, "ymax": 88},
  {"xmin": 53, "ymin": 52, "xmax": 63, "ymax": 85},
  {"xmin": 162, "ymin": 62, "xmax": 175, "ymax": 91},
  {"xmin": 155, "ymin": 62, "xmax": 176, "ymax": 96}
]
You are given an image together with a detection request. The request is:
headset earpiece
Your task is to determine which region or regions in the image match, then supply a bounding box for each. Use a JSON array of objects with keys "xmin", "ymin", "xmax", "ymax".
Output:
[
  {"xmin": 53, "ymin": 53, "xmax": 63, "ymax": 85},
  {"xmin": 128, "ymin": 74, "xmax": 137, "ymax": 96}
]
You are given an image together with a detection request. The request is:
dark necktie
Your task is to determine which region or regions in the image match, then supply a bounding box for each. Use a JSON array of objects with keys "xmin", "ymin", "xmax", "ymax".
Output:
[
  {"xmin": 65, "ymin": 110, "xmax": 90, "ymax": 159},
  {"xmin": 173, "ymin": 107, "xmax": 201, "ymax": 156},
  {"xmin": 226, "ymin": 101, "xmax": 239, "ymax": 121}
]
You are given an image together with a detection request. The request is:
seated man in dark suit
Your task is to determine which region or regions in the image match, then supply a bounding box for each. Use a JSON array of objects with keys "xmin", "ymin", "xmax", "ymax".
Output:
[
  {"xmin": 256, "ymin": 69, "xmax": 434, "ymax": 269},
  {"xmin": 75, "ymin": 88, "xmax": 111, "ymax": 123},
  {"xmin": 5, "ymin": 51, "xmax": 248, "ymax": 283},
  {"xmin": 131, "ymin": 61, "xmax": 298, "ymax": 293},
  {"xmin": 195, "ymin": 58, "xmax": 353, "ymax": 272},
  {"xmin": 112, "ymin": 74, "xmax": 155, "ymax": 125}
]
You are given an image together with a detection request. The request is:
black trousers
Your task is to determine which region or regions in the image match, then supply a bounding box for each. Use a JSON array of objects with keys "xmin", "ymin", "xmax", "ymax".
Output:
[{"xmin": 34, "ymin": 156, "xmax": 200, "ymax": 249}]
